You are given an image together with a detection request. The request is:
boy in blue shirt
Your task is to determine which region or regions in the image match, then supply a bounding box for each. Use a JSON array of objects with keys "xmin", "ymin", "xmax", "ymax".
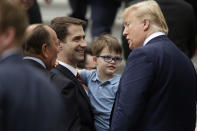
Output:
[{"xmin": 80, "ymin": 34, "xmax": 123, "ymax": 131}]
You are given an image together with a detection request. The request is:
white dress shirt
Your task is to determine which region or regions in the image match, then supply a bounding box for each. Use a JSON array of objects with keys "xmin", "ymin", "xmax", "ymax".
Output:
[
  {"xmin": 58, "ymin": 61, "xmax": 78, "ymax": 76},
  {"xmin": 143, "ymin": 32, "xmax": 165, "ymax": 46}
]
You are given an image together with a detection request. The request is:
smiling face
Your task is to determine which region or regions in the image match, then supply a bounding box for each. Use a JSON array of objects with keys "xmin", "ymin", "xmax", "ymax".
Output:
[
  {"xmin": 96, "ymin": 47, "xmax": 121, "ymax": 78},
  {"xmin": 123, "ymin": 10, "xmax": 146, "ymax": 50},
  {"xmin": 61, "ymin": 24, "xmax": 87, "ymax": 67}
]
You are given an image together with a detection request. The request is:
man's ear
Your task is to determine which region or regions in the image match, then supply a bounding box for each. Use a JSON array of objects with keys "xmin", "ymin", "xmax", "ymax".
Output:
[
  {"xmin": 93, "ymin": 56, "xmax": 99, "ymax": 66},
  {"xmin": 1, "ymin": 27, "xmax": 16, "ymax": 47},
  {"xmin": 41, "ymin": 43, "xmax": 48, "ymax": 58},
  {"xmin": 58, "ymin": 42, "xmax": 63, "ymax": 52},
  {"xmin": 143, "ymin": 19, "xmax": 150, "ymax": 31}
]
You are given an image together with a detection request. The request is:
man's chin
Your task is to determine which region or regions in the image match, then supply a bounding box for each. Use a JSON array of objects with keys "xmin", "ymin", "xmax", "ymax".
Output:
[
  {"xmin": 77, "ymin": 57, "xmax": 85, "ymax": 62},
  {"xmin": 129, "ymin": 42, "xmax": 134, "ymax": 50}
]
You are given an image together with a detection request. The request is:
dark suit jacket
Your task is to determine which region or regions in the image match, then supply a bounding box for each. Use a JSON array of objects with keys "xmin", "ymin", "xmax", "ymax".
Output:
[
  {"xmin": 51, "ymin": 64, "xmax": 95, "ymax": 131},
  {"xmin": 111, "ymin": 35, "xmax": 197, "ymax": 131},
  {"xmin": 0, "ymin": 53, "xmax": 64, "ymax": 131},
  {"xmin": 23, "ymin": 58, "xmax": 49, "ymax": 75},
  {"xmin": 24, "ymin": 58, "xmax": 78, "ymax": 130}
]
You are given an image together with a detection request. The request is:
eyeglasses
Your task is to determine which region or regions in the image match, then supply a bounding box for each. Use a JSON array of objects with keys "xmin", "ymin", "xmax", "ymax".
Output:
[{"xmin": 97, "ymin": 55, "xmax": 122, "ymax": 64}]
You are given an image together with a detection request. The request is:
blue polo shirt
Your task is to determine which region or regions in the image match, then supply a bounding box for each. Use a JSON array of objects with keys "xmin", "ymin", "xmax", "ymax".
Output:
[{"xmin": 80, "ymin": 69, "xmax": 120, "ymax": 131}]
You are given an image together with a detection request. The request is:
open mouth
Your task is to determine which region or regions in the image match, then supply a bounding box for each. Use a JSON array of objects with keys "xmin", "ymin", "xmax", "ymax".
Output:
[
  {"xmin": 76, "ymin": 48, "xmax": 85, "ymax": 55},
  {"xmin": 108, "ymin": 66, "xmax": 115, "ymax": 70}
]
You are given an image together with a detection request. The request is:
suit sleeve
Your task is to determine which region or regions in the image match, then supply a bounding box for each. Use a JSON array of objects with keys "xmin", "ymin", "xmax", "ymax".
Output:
[{"xmin": 111, "ymin": 49, "xmax": 154, "ymax": 131}]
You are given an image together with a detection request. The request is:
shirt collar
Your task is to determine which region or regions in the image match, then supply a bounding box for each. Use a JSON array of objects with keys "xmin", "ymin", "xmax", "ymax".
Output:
[
  {"xmin": 58, "ymin": 61, "xmax": 78, "ymax": 76},
  {"xmin": 92, "ymin": 71, "xmax": 120, "ymax": 85},
  {"xmin": 23, "ymin": 56, "xmax": 46, "ymax": 68},
  {"xmin": 143, "ymin": 32, "xmax": 165, "ymax": 46}
]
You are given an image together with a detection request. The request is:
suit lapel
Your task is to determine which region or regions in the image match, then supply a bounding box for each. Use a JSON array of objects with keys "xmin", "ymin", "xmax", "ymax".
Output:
[{"xmin": 56, "ymin": 64, "xmax": 90, "ymax": 102}]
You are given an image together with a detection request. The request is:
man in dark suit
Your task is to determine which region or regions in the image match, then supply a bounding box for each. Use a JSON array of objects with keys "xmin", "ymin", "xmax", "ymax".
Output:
[
  {"xmin": 24, "ymin": 23, "xmax": 79, "ymax": 130},
  {"xmin": 0, "ymin": 1, "xmax": 64, "ymax": 130},
  {"xmin": 50, "ymin": 16, "xmax": 95, "ymax": 131},
  {"xmin": 111, "ymin": 1, "xmax": 197, "ymax": 131}
]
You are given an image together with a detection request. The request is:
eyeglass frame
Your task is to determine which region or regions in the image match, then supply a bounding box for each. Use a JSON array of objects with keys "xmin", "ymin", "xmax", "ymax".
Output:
[{"xmin": 96, "ymin": 55, "xmax": 122, "ymax": 64}]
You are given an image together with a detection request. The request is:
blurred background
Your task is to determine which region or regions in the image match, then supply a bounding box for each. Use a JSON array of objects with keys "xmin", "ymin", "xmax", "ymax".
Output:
[{"xmin": 37, "ymin": 0, "xmax": 123, "ymax": 43}]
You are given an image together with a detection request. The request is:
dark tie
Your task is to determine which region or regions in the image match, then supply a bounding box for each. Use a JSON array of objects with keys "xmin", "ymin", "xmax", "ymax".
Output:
[{"xmin": 76, "ymin": 72, "xmax": 88, "ymax": 92}]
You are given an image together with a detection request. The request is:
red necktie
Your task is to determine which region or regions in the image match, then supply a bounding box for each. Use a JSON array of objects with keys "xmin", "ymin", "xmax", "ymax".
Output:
[{"xmin": 77, "ymin": 72, "xmax": 88, "ymax": 92}]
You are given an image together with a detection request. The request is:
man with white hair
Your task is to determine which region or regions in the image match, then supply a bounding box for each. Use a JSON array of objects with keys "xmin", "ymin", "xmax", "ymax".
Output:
[{"xmin": 111, "ymin": 0, "xmax": 197, "ymax": 131}]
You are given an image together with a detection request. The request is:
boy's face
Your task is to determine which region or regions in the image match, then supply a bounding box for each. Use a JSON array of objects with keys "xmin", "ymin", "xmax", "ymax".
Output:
[{"xmin": 96, "ymin": 47, "xmax": 122, "ymax": 77}]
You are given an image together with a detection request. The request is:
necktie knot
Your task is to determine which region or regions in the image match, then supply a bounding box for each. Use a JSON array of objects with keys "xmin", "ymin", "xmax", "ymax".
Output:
[
  {"xmin": 77, "ymin": 72, "xmax": 82, "ymax": 82},
  {"xmin": 76, "ymin": 72, "xmax": 88, "ymax": 93}
]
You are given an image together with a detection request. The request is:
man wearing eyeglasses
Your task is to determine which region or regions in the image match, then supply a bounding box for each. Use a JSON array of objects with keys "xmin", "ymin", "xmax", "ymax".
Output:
[{"xmin": 79, "ymin": 34, "xmax": 123, "ymax": 131}]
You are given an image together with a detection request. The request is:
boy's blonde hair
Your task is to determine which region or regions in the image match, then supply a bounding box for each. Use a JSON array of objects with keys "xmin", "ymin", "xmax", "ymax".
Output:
[{"xmin": 92, "ymin": 34, "xmax": 122, "ymax": 56}]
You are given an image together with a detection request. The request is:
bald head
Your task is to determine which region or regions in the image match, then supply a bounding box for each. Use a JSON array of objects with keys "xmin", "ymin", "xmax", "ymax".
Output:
[
  {"xmin": 25, "ymin": 24, "xmax": 41, "ymax": 38},
  {"xmin": 24, "ymin": 24, "xmax": 52, "ymax": 55},
  {"xmin": 24, "ymin": 24, "xmax": 59, "ymax": 69}
]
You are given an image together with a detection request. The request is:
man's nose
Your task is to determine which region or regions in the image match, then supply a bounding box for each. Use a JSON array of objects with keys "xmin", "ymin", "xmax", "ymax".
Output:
[
  {"xmin": 123, "ymin": 27, "xmax": 128, "ymax": 36},
  {"xmin": 80, "ymin": 40, "xmax": 87, "ymax": 47}
]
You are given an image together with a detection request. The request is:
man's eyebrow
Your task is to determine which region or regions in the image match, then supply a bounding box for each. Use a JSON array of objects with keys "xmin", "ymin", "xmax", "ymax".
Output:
[
  {"xmin": 73, "ymin": 36, "xmax": 81, "ymax": 40},
  {"xmin": 72, "ymin": 35, "xmax": 85, "ymax": 40}
]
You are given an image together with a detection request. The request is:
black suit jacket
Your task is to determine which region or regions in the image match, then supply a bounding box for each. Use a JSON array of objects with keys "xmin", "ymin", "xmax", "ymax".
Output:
[
  {"xmin": 51, "ymin": 64, "xmax": 95, "ymax": 131},
  {"xmin": 24, "ymin": 58, "xmax": 78, "ymax": 130},
  {"xmin": 0, "ymin": 53, "xmax": 64, "ymax": 131}
]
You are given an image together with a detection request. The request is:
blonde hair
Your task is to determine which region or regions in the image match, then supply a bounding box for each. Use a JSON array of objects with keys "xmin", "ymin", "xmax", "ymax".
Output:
[{"xmin": 123, "ymin": 0, "xmax": 168, "ymax": 34}]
